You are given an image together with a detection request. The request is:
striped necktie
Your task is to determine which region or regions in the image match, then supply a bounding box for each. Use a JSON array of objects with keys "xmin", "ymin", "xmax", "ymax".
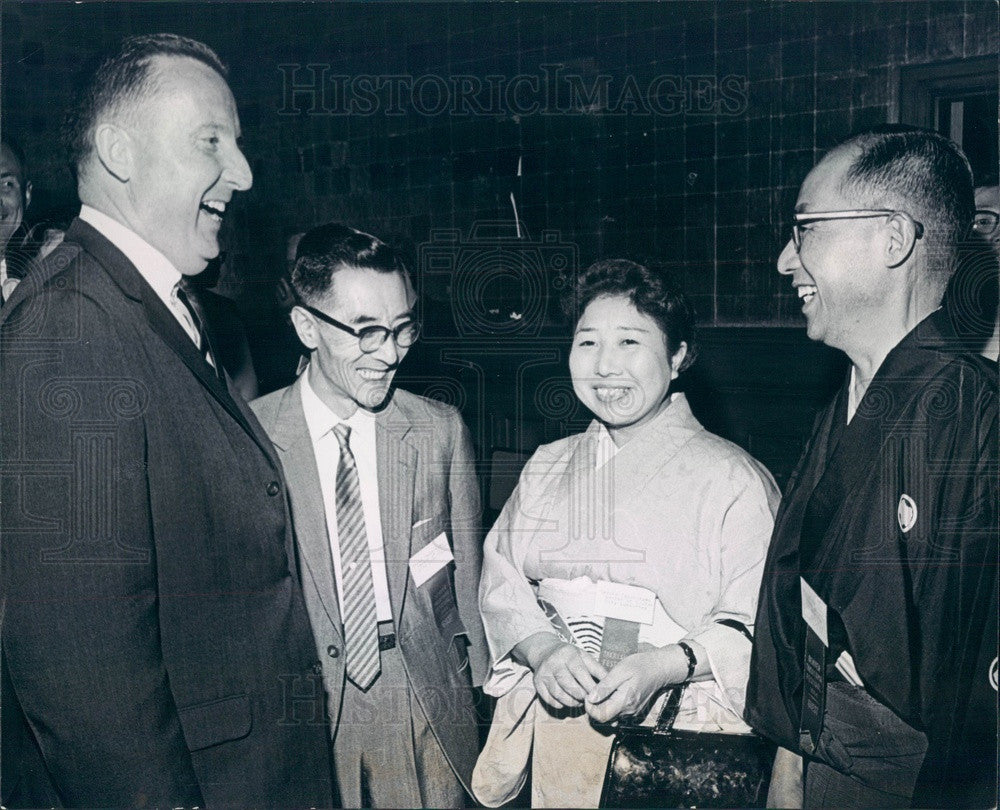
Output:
[{"xmin": 333, "ymin": 423, "xmax": 380, "ymax": 689}]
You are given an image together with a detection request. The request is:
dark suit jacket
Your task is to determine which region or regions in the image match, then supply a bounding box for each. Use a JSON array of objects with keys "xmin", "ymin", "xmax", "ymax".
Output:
[
  {"xmin": 0, "ymin": 219, "xmax": 333, "ymax": 808},
  {"xmin": 251, "ymin": 377, "xmax": 488, "ymax": 794}
]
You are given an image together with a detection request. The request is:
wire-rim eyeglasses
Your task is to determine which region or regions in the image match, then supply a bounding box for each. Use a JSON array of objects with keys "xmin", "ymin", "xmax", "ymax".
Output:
[
  {"xmin": 791, "ymin": 209, "xmax": 925, "ymax": 251},
  {"xmin": 973, "ymin": 209, "xmax": 999, "ymax": 236}
]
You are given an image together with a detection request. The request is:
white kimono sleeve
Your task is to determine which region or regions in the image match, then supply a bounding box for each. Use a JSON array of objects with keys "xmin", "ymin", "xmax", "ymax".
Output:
[
  {"xmin": 683, "ymin": 459, "xmax": 777, "ymax": 720},
  {"xmin": 478, "ymin": 455, "xmax": 563, "ymax": 691}
]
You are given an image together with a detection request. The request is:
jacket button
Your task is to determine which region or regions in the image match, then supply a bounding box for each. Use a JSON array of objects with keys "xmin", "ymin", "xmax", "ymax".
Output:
[
  {"xmin": 266, "ymin": 481, "xmax": 281, "ymax": 496},
  {"xmin": 326, "ymin": 644, "xmax": 340, "ymax": 659},
  {"xmin": 310, "ymin": 660, "xmax": 323, "ymax": 675}
]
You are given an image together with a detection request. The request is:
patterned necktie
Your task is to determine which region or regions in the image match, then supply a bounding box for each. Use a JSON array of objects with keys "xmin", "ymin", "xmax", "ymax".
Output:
[
  {"xmin": 333, "ymin": 423, "xmax": 381, "ymax": 689},
  {"xmin": 174, "ymin": 279, "xmax": 222, "ymax": 379}
]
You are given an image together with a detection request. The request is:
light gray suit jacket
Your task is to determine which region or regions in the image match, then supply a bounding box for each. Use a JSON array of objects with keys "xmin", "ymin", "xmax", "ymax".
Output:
[{"xmin": 251, "ymin": 376, "xmax": 488, "ymax": 791}]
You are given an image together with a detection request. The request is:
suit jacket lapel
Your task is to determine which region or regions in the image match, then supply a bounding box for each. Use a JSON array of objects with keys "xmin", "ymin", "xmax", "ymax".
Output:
[
  {"xmin": 138, "ymin": 280, "xmax": 232, "ymax": 403},
  {"xmin": 376, "ymin": 398, "xmax": 416, "ymax": 621},
  {"xmin": 67, "ymin": 218, "xmax": 278, "ymax": 463},
  {"xmin": 269, "ymin": 379, "xmax": 343, "ymax": 637}
]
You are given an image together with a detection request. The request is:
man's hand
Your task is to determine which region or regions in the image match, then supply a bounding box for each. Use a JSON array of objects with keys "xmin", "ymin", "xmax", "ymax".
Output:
[
  {"xmin": 766, "ymin": 746, "xmax": 803, "ymax": 808},
  {"xmin": 584, "ymin": 646, "xmax": 684, "ymax": 724},
  {"xmin": 514, "ymin": 632, "xmax": 607, "ymax": 709}
]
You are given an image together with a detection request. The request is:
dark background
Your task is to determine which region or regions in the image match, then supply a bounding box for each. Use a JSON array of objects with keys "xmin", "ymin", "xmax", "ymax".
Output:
[{"xmin": 3, "ymin": 1, "xmax": 997, "ymax": 493}]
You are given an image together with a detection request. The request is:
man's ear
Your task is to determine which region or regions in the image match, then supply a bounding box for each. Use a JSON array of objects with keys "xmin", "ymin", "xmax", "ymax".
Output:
[
  {"xmin": 290, "ymin": 305, "xmax": 319, "ymax": 350},
  {"xmin": 403, "ymin": 270, "xmax": 417, "ymax": 308},
  {"xmin": 93, "ymin": 122, "xmax": 134, "ymax": 183},
  {"xmin": 885, "ymin": 212, "xmax": 919, "ymax": 268},
  {"xmin": 23, "ymin": 180, "xmax": 32, "ymax": 210}
]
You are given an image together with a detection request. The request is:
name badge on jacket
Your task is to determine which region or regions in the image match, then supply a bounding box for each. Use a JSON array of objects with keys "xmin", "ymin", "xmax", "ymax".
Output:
[{"xmin": 409, "ymin": 532, "xmax": 453, "ymax": 587}]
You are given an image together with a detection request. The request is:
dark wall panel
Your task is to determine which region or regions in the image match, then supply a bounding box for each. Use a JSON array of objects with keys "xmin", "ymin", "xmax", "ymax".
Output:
[{"xmin": 2, "ymin": 1, "xmax": 994, "ymax": 482}]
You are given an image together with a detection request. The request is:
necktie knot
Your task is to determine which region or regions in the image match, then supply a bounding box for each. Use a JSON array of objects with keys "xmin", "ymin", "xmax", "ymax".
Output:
[
  {"xmin": 333, "ymin": 422, "xmax": 351, "ymax": 448},
  {"xmin": 173, "ymin": 279, "xmax": 223, "ymax": 380},
  {"xmin": 173, "ymin": 281, "xmax": 202, "ymax": 344}
]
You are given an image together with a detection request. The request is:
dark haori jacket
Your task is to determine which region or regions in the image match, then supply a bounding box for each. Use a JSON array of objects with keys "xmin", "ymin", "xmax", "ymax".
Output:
[
  {"xmin": 0, "ymin": 218, "xmax": 333, "ymax": 808},
  {"xmin": 746, "ymin": 308, "xmax": 998, "ymax": 808}
]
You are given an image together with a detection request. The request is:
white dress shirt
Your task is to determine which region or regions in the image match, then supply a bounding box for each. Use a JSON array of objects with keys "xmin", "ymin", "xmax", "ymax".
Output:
[
  {"xmin": 0, "ymin": 256, "xmax": 18, "ymax": 302},
  {"xmin": 300, "ymin": 372, "xmax": 393, "ymax": 622},
  {"xmin": 78, "ymin": 205, "xmax": 201, "ymax": 348}
]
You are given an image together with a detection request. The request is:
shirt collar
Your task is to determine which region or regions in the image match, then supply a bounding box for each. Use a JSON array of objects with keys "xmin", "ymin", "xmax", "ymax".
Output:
[
  {"xmin": 79, "ymin": 204, "xmax": 182, "ymax": 302},
  {"xmin": 300, "ymin": 368, "xmax": 376, "ymax": 445}
]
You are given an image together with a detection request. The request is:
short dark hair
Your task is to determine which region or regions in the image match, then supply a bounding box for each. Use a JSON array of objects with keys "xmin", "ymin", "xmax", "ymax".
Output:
[
  {"xmin": 841, "ymin": 127, "xmax": 975, "ymax": 270},
  {"xmin": 562, "ymin": 258, "xmax": 697, "ymax": 372},
  {"xmin": 62, "ymin": 33, "xmax": 228, "ymax": 170},
  {"xmin": 291, "ymin": 223, "xmax": 409, "ymax": 304}
]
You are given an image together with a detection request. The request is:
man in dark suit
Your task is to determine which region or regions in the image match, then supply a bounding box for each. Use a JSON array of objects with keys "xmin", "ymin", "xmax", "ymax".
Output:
[
  {"xmin": 251, "ymin": 223, "xmax": 488, "ymax": 807},
  {"xmin": 0, "ymin": 34, "xmax": 333, "ymax": 807}
]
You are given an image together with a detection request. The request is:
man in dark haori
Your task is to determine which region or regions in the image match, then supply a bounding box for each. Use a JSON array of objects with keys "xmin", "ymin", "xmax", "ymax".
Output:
[{"xmin": 746, "ymin": 128, "xmax": 997, "ymax": 808}]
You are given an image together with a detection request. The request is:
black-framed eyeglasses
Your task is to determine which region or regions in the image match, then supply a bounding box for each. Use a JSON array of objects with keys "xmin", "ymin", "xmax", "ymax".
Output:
[
  {"xmin": 973, "ymin": 209, "xmax": 999, "ymax": 236},
  {"xmin": 791, "ymin": 209, "xmax": 925, "ymax": 251},
  {"xmin": 298, "ymin": 303, "xmax": 421, "ymax": 353}
]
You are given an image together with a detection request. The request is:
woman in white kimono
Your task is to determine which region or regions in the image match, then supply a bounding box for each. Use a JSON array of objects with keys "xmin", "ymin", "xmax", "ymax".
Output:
[{"xmin": 474, "ymin": 259, "xmax": 781, "ymax": 808}]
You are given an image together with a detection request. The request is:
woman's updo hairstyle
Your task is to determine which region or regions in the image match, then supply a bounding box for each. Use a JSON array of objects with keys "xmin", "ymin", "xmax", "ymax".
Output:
[{"xmin": 561, "ymin": 258, "xmax": 697, "ymax": 373}]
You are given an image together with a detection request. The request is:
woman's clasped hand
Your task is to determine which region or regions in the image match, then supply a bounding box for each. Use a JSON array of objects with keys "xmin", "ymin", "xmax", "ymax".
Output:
[
  {"xmin": 522, "ymin": 635, "xmax": 607, "ymax": 709},
  {"xmin": 584, "ymin": 645, "xmax": 693, "ymax": 724},
  {"xmin": 522, "ymin": 631, "xmax": 709, "ymax": 724}
]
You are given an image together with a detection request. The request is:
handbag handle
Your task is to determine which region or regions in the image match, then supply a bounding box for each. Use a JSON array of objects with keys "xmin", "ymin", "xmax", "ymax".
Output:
[
  {"xmin": 614, "ymin": 620, "xmax": 754, "ymax": 735},
  {"xmin": 650, "ymin": 621, "xmax": 752, "ymax": 733},
  {"xmin": 651, "ymin": 682, "xmax": 687, "ymax": 734},
  {"xmin": 614, "ymin": 680, "xmax": 688, "ymax": 734}
]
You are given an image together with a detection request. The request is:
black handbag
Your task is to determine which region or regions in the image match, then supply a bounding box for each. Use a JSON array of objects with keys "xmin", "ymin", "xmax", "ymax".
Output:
[{"xmin": 600, "ymin": 682, "xmax": 775, "ymax": 808}]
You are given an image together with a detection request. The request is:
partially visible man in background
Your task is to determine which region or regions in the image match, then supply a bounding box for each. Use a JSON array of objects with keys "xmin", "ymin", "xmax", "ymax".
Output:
[
  {"xmin": 971, "ymin": 183, "xmax": 1000, "ymax": 359},
  {"xmin": 0, "ymin": 136, "xmax": 62, "ymax": 304},
  {"xmin": 1, "ymin": 34, "xmax": 332, "ymax": 807},
  {"xmin": 0, "ymin": 138, "xmax": 32, "ymax": 303}
]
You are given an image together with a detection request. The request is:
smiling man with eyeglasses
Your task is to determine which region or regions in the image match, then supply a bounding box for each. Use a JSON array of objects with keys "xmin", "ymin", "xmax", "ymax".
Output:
[
  {"xmin": 973, "ymin": 186, "xmax": 1000, "ymax": 243},
  {"xmin": 970, "ymin": 185, "xmax": 1000, "ymax": 360},
  {"xmin": 747, "ymin": 128, "xmax": 998, "ymax": 809},
  {"xmin": 250, "ymin": 222, "xmax": 488, "ymax": 808}
]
